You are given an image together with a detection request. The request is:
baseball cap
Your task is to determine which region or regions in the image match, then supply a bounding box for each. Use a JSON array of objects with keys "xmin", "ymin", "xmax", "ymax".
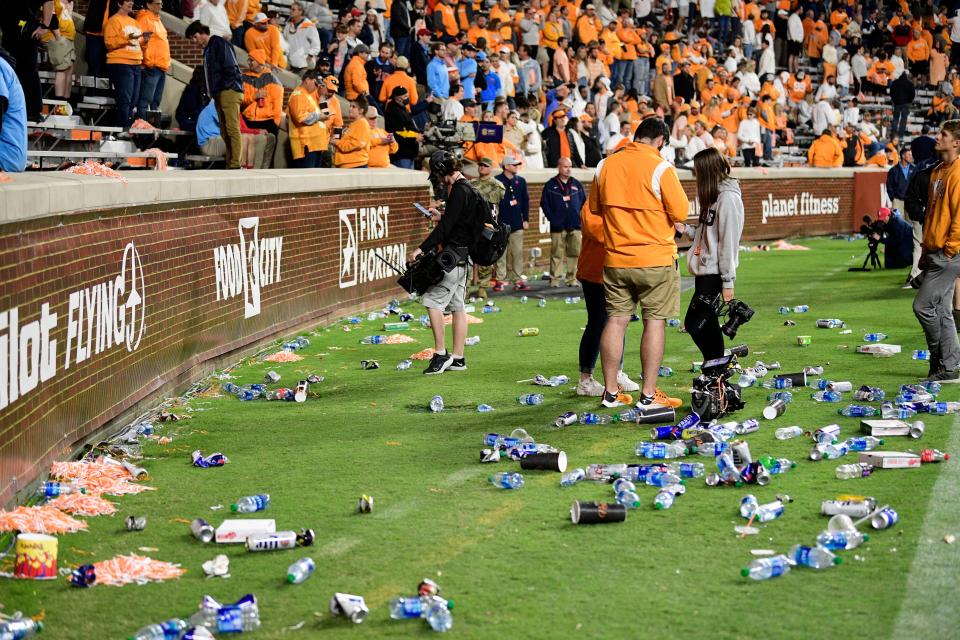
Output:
[
  {"xmin": 476, "ymin": 51, "xmax": 487, "ymax": 61},
  {"xmin": 253, "ymin": 12, "xmax": 268, "ymax": 23},
  {"xmin": 877, "ymin": 207, "xmax": 892, "ymax": 221},
  {"xmin": 417, "ymin": 28, "xmax": 432, "ymax": 37},
  {"xmin": 354, "ymin": 43, "xmax": 371, "ymax": 55},
  {"xmin": 390, "ymin": 85, "xmax": 409, "ymax": 98},
  {"xmin": 552, "ymin": 108, "xmax": 568, "ymax": 120},
  {"xmin": 350, "ymin": 7, "xmax": 362, "ymax": 16},
  {"xmin": 366, "ymin": 106, "xmax": 379, "ymax": 118},
  {"xmin": 502, "ymin": 155, "xmax": 522, "ymax": 166},
  {"xmin": 586, "ymin": 3, "xmax": 595, "ymax": 9},
  {"xmin": 579, "ymin": 113, "xmax": 593, "ymax": 123},
  {"xmin": 478, "ymin": 157, "xmax": 494, "ymax": 167}
]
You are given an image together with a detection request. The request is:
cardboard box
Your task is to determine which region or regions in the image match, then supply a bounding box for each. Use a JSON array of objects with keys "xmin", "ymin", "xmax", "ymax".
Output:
[
  {"xmin": 858, "ymin": 451, "xmax": 921, "ymax": 469},
  {"xmin": 860, "ymin": 419, "xmax": 924, "ymax": 438},
  {"xmin": 215, "ymin": 519, "xmax": 275, "ymax": 544}
]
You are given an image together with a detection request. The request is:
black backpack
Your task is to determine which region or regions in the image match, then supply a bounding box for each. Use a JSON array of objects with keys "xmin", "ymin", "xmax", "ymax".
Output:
[
  {"xmin": 464, "ymin": 183, "xmax": 510, "ymax": 266},
  {"xmin": 904, "ymin": 162, "xmax": 936, "ymax": 224}
]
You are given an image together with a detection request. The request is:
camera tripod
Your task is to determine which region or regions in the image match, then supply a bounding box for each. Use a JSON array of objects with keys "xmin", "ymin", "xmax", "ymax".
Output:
[{"xmin": 848, "ymin": 241, "xmax": 882, "ymax": 272}]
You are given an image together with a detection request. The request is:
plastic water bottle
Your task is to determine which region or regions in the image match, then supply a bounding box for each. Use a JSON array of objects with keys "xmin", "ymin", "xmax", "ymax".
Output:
[
  {"xmin": 788, "ymin": 545, "xmax": 842, "ymax": 569},
  {"xmin": 223, "ymin": 383, "xmax": 259, "ymax": 401},
  {"xmin": 287, "ymin": 558, "xmax": 315, "ymax": 584},
  {"xmin": 838, "ymin": 405, "xmax": 876, "ymax": 417},
  {"xmin": 560, "ymin": 468, "xmax": 586, "ymax": 487},
  {"xmin": 863, "ymin": 333, "xmax": 887, "ymax": 342},
  {"xmin": 658, "ymin": 366, "xmax": 673, "ymax": 377},
  {"xmin": 359, "ymin": 335, "xmax": 387, "ymax": 344},
  {"xmin": 929, "ymin": 401, "xmax": 960, "ymax": 415},
  {"xmin": 129, "ymin": 619, "xmax": 187, "ymax": 640},
  {"xmin": 465, "ymin": 336, "xmax": 480, "ymax": 346},
  {"xmin": 735, "ymin": 419, "xmax": 760, "ymax": 435},
  {"xmin": 636, "ymin": 440, "xmax": 687, "ymax": 459},
  {"xmin": 742, "ymin": 555, "xmax": 791, "ymax": 580},
  {"xmin": 37, "ymin": 481, "xmax": 86, "ymax": 498},
  {"xmin": 836, "ymin": 462, "xmax": 874, "ymax": 479},
  {"xmin": 481, "ymin": 305, "xmax": 501, "ymax": 314},
  {"xmin": 750, "ymin": 499, "xmax": 786, "ymax": 522},
  {"xmin": 547, "ymin": 375, "xmax": 570, "ymax": 386},
  {"xmin": 653, "ymin": 490, "xmax": 676, "ymax": 510},
  {"xmin": 668, "ymin": 462, "xmax": 704, "ymax": 478},
  {"xmin": 778, "ymin": 306, "xmax": 791, "ymax": 314},
  {"xmin": 666, "ymin": 318, "xmax": 682, "ymax": 327},
  {"xmin": 767, "ymin": 391, "xmax": 793, "ymax": 403},
  {"xmin": 737, "ymin": 372, "xmax": 757, "ymax": 388},
  {"xmin": 517, "ymin": 393, "xmax": 544, "ymax": 405},
  {"xmin": 912, "ymin": 349, "xmax": 931, "ymax": 360},
  {"xmin": 881, "ymin": 403, "xmax": 916, "ymax": 419},
  {"xmin": 419, "ymin": 315, "xmax": 431, "ymax": 327},
  {"xmin": 775, "ymin": 426, "xmax": 804, "ymax": 440},
  {"xmin": 897, "ymin": 388, "xmax": 934, "ymax": 403},
  {"xmin": 645, "ymin": 471, "xmax": 683, "ymax": 488},
  {"xmin": 231, "ymin": 494, "xmax": 270, "ymax": 513},
  {"xmin": 812, "ymin": 390, "xmax": 842, "ymax": 402},
  {"xmin": 519, "ymin": 296, "xmax": 528, "ymax": 304},
  {"xmin": 489, "ymin": 472, "xmax": 524, "ymax": 489},
  {"xmin": 845, "ymin": 436, "xmax": 883, "ymax": 451},
  {"xmin": 793, "ymin": 305, "xmax": 809, "ymax": 313},
  {"xmin": 716, "ymin": 450, "xmax": 741, "ymax": 483},
  {"xmin": 694, "ymin": 441, "xmax": 728, "ymax": 457},
  {"xmin": 616, "ymin": 490, "xmax": 641, "ymax": 508},
  {"xmin": 430, "ymin": 395, "xmax": 444, "ymax": 412},
  {"xmin": 396, "ymin": 359, "xmax": 413, "ymax": 371},
  {"xmin": 389, "ymin": 596, "xmax": 428, "ymax": 619},
  {"xmin": 425, "ymin": 598, "xmax": 453, "ymax": 632},
  {"xmin": 758, "ymin": 457, "xmax": 796, "ymax": 474},
  {"xmin": 919, "ymin": 380, "xmax": 942, "ymax": 394},
  {"xmin": 821, "ymin": 442, "xmax": 849, "ymax": 460},
  {"xmin": 538, "ymin": 298, "xmax": 546, "ymax": 307},
  {"xmin": 762, "ymin": 378, "xmax": 793, "ymax": 389},
  {"xmin": 854, "ymin": 386, "xmax": 885, "ymax": 401},
  {"xmin": 580, "ymin": 413, "xmax": 614, "ymax": 424},
  {"xmin": 817, "ymin": 530, "xmax": 869, "ymax": 550},
  {"xmin": 476, "ymin": 404, "xmax": 495, "ymax": 413}
]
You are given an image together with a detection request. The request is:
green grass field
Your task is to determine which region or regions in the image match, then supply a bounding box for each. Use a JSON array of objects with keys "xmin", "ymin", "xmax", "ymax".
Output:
[{"xmin": 5, "ymin": 237, "xmax": 960, "ymax": 639}]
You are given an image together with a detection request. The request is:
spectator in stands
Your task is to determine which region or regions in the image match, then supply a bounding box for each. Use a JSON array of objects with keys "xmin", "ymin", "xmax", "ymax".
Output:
[
  {"xmin": 365, "ymin": 43, "xmax": 395, "ymax": 109},
  {"xmin": 242, "ymin": 0, "xmax": 261, "ymax": 40},
  {"xmin": 344, "ymin": 43, "xmax": 371, "ymax": 100},
  {"xmin": 284, "ymin": 2, "xmax": 321, "ymax": 74},
  {"xmin": 606, "ymin": 119, "xmax": 631, "ymax": 155},
  {"xmin": 494, "ymin": 155, "xmax": 530, "ymax": 292},
  {"xmin": 365, "ymin": 106, "xmax": 397, "ymax": 167},
  {"xmin": 175, "ymin": 65, "xmax": 206, "ymax": 134},
  {"xmin": 241, "ymin": 49, "xmax": 281, "ymax": 153},
  {"xmin": 195, "ymin": 100, "xmax": 229, "ymax": 160},
  {"xmin": 890, "ymin": 69, "xmax": 915, "ymax": 140},
  {"xmin": 197, "ymin": 0, "xmax": 231, "ymax": 40},
  {"xmin": 544, "ymin": 109, "xmax": 582, "ymax": 169},
  {"xmin": 286, "ymin": 70, "xmax": 328, "ymax": 168},
  {"xmin": 187, "ymin": 20, "xmax": 243, "ymax": 169},
  {"xmin": 410, "ymin": 28, "xmax": 432, "ymax": 86},
  {"xmin": 105, "ymin": 0, "xmax": 145, "ymax": 129},
  {"xmin": 737, "ymin": 107, "xmax": 762, "ymax": 167},
  {"xmin": 137, "ymin": 0, "xmax": 170, "ymax": 121},
  {"xmin": 318, "ymin": 74, "xmax": 342, "ymax": 131},
  {"xmin": 245, "ymin": 13, "xmax": 284, "ymax": 69},
  {"xmin": 383, "ymin": 85, "xmax": 420, "ymax": 169},
  {"xmin": 333, "ymin": 98, "xmax": 372, "ymax": 168},
  {"xmin": 440, "ymin": 83, "xmax": 464, "ymax": 121},
  {"xmin": 541, "ymin": 156, "xmax": 585, "ymax": 286},
  {"xmin": 39, "ymin": 0, "xmax": 76, "ymax": 106},
  {"xmin": 225, "ymin": 0, "xmax": 246, "ymax": 45},
  {"xmin": 79, "ymin": 0, "xmax": 111, "ymax": 78},
  {"xmin": 808, "ymin": 126, "xmax": 843, "ymax": 168},
  {"xmin": 427, "ymin": 42, "xmax": 450, "ymax": 99},
  {"xmin": 0, "ymin": 44, "xmax": 27, "ymax": 172},
  {"xmin": 389, "ymin": 0, "xmax": 411, "ymax": 58},
  {"xmin": 380, "ymin": 56, "xmax": 417, "ymax": 108},
  {"xmin": 887, "ymin": 146, "xmax": 916, "ymax": 217},
  {"xmin": 360, "ymin": 9, "xmax": 385, "ymax": 51}
]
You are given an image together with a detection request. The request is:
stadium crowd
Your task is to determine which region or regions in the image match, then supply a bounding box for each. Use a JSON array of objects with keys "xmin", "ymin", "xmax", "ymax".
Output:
[{"xmin": 1, "ymin": 0, "xmax": 959, "ymax": 172}]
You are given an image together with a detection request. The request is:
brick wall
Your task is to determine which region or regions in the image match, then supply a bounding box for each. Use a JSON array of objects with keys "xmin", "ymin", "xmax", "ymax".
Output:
[{"xmin": 0, "ymin": 186, "xmax": 430, "ymax": 507}]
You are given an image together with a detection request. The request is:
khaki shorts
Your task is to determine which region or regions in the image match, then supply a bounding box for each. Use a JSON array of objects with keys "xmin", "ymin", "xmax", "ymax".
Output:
[
  {"xmin": 422, "ymin": 263, "xmax": 468, "ymax": 314},
  {"xmin": 603, "ymin": 263, "xmax": 680, "ymax": 319}
]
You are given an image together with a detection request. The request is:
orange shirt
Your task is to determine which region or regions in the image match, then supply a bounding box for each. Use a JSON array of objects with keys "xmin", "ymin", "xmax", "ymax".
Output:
[
  {"xmin": 368, "ymin": 126, "xmax": 399, "ymax": 167},
  {"xmin": 924, "ymin": 157, "xmax": 960, "ymax": 255},
  {"xmin": 244, "ymin": 25, "xmax": 284, "ymax": 68},
  {"xmin": 576, "ymin": 14, "xmax": 600, "ymax": 44},
  {"xmin": 287, "ymin": 86, "xmax": 329, "ymax": 159},
  {"xmin": 104, "ymin": 14, "xmax": 143, "ymax": 65},
  {"xmin": 343, "ymin": 55, "xmax": 369, "ymax": 100},
  {"xmin": 588, "ymin": 142, "xmax": 689, "ymax": 268},
  {"xmin": 334, "ymin": 117, "xmax": 372, "ymax": 167},
  {"xmin": 807, "ymin": 134, "xmax": 843, "ymax": 167},
  {"xmin": 576, "ymin": 199, "xmax": 605, "ymax": 284},
  {"xmin": 245, "ymin": 0, "xmax": 260, "ymax": 23},
  {"xmin": 242, "ymin": 70, "xmax": 283, "ymax": 124},
  {"xmin": 379, "ymin": 71, "xmax": 419, "ymax": 107},
  {"xmin": 559, "ymin": 129, "xmax": 572, "ymax": 161},
  {"xmin": 226, "ymin": 0, "xmax": 247, "ymax": 28},
  {"xmin": 907, "ymin": 38, "xmax": 930, "ymax": 62},
  {"xmin": 137, "ymin": 10, "xmax": 170, "ymax": 71},
  {"xmin": 437, "ymin": 3, "xmax": 458, "ymax": 37}
]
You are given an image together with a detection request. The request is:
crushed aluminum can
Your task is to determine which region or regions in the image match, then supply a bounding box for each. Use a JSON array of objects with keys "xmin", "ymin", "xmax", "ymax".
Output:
[
  {"xmin": 306, "ymin": 374, "xmax": 324, "ymax": 384},
  {"xmin": 730, "ymin": 440, "xmax": 752, "ymax": 467},
  {"xmin": 555, "ymin": 412, "xmax": 577, "ymax": 427},
  {"xmin": 330, "ymin": 593, "xmax": 369, "ymax": 624},
  {"xmin": 360, "ymin": 360, "xmax": 380, "ymax": 370},
  {"xmin": 871, "ymin": 507, "xmax": 899, "ymax": 530},
  {"xmin": 265, "ymin": 370, "xmax": 281, "ymax": 383},
  {"xmin": 418, "ymin": 578, "xmax": 440, "ymax": 597},
  {"xmin": 191, "ymin": 518, "xmax": 215, "ymax": 543},
  {"xmin": 70, "ymin": 563, "xmax": 97, "ymax": 587},
  {"xmin": 357, "ymin": 494, "xmax": 374, "ymax": 513},
  {"xmin": 125, "ymin": 515, "xmax": 147, "ymax": 531},
  {"xmin": 480, "ymin": 448, "xmax": 501, "ymax": 463}
]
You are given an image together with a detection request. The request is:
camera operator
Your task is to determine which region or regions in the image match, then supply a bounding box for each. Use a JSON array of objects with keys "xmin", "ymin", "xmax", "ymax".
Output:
[
  {"xmin": 678, "ymin": 147, "xmax": 745, "ymax": 361},
  {"xmin": 410, "ymin": 150, "xmax": 481, "ymax": 375},
  {"xmin": 870, "ymin": 207, "xmax": 913, "ymax": 270}
]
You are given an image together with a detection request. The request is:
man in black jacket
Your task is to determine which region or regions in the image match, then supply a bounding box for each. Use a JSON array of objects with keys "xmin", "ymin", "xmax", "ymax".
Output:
[
  {"xmin": 383, "ymin": 86, "xmax": 420, "ymax": 168},
  {"xmin": 890, "ymin": 70, "xmax": 915, "ymax": 138},
  {"xmin": 187, "ymin": 21, "xmax": 243, "ymax": 169},
  {"xmin": 390, "ymin": 0, "xmax": 412, "ymax": 58},
  {"xmin": 411, "ymin": 150, "xmax": 482, "ymax": 374},
  {"xmin": 410, "ymin": 28, "xmax": 433, "ymax": 87},
  {"xmin": 542, "ymin": 109, "xmax": 584, "ymax": 168},
  {"xmin": 673, "ymin": 60, "xmax": 697, "ymax": 104}
]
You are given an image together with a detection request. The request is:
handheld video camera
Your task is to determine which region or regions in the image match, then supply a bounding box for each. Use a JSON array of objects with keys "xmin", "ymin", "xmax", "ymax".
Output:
[{"xmin": 694, "ymin": 293, "xmax": 755, "ymax": 339}]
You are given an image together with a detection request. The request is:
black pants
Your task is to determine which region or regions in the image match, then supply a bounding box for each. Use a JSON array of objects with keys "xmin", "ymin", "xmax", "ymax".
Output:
[
  {"xmin": 578, "ymin": 279, "xmax": 624, "ymax": 374},
  {"xmin": 684, "ymin": 274, "xmax": 725, "ymax": 361},
  {"xmin": 743, "ymin": 148, "xmax": 759, "ymax": 167}
]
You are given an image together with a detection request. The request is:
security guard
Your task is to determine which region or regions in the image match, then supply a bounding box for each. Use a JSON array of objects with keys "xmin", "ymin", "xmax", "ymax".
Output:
[{"xmin": 470, "ymin": 156, "xmax": 506, "ymax": 298}]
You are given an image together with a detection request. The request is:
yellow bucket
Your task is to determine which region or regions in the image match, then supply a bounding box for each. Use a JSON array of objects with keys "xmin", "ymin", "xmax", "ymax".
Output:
[
  {"xmin": 796, "ymin": 335, "xmax": 812, "ymax": 347},
  {"xmin": 14, "ymin": 533, "xmax": 58, "ymax": 580}
]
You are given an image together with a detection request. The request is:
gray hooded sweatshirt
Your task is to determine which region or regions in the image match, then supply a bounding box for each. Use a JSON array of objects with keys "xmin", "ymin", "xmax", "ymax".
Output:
[{"xmin": 685, "ymin": 178, "xmax": 744, "ymax": 289}]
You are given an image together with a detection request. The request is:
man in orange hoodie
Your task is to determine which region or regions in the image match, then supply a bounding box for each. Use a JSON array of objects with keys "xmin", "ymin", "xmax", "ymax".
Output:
[
  {"xmin": 137, "ymin": 0, "xmax": 169, "ymax": 118},
  {"xmin": 588, "ymin": 117, "xmax": 688, "ymax": 411},
  {"xmin": 334, "ymin": 98, "xmax": 372, "ymax": 167},
  {"xmin": 913, "ymin": 119, "xmax": 960, "ymax": 383}
]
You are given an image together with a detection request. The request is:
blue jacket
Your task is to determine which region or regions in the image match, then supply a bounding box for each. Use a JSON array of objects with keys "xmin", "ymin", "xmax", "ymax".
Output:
[
  {"xmin": 427, "ymin": 57, "xmax": 449, "ymax": 99},
  {"xmin": 203, "ymin": 35, "xmax": 242, "ymax": 95},
  {"xmin": 495, "ymin": 173, "xmax": 529, "ymax": 232},
  {"xmin": 457, "ymin": 57, "xmax": 477, "ymax": 98},
  {"xmin": 886, "ymin": 161, "xmax": 916, "ymax": 202},
  {"xmin": 540, "ymin": 175, "xmax": 586, "ymax": 232},
  {"xmin": 881, "ymin": 213, "xmax": 913, "ymax": 269},
  {"xmin": 479, "ymin": 71, "xmax": 500, "ymax": 104},
  {"xmin": 196, "ymin": 102, "xmax": 220, "ymax": 147},
  {"xmin": 0, "ymin": 55, "xmax": 27, "ymax": 173}
]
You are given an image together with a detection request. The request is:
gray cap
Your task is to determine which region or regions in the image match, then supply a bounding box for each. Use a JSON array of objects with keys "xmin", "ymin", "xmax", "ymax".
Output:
[{"xmin": 354, "ymin": 44, "xmax": 371, "ymax": 55}]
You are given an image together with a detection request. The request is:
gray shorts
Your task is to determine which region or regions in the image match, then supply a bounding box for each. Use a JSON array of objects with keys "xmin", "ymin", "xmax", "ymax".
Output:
[{"xmin": 422, "ymin": 263, "xmax": 469, "ymax": 313}]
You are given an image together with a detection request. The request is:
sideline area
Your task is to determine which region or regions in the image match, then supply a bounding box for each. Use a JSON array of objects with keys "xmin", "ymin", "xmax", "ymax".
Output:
[{"xmin": 3, "ymin": 238, "xmax": 958, "ymax": 638}]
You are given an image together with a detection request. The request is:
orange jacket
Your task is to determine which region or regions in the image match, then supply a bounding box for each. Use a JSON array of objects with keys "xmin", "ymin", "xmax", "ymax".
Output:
[
  {"xmin": 436, "ymin": 3, "xmax": 458, "ymax": 37},
  {"xmin": 924, "ymin": 157, "xmax": 960, "ymax": 256},
  {"xmin": 334, "ymin": 117, "xmax": 372, "ymax": 167},
  {"xmin": 287, "ymin": 86, "xmax": 329, "ymax": 159},
  {"xmin": 344, "ymin": 55, "xmax": 369, "ymax": 100},
  {"xmin": 226, "ymin": 0, "xmax": 247, "ymax": 28},
  {"xmin": 907, "ymin": 38, "xmax": 930, "ymax": 62},
  {"xmin": 245, "ymin": 0, "xmax": 260, "ymax": 23},
  {"xmin": 807, "ymin": 134, "xmax": 843, "ymax": 167},
  {"xmin": 245, "ymin": 25, "xmax": 284, "ymax": 68},
  {"xmin": 137, "ymin": 10, "xmax": 170, "ymax": 71},
  {"xmin": 322, "ymin": 94, "xmax": 344, "ymax": 129},
  {"xmin": 104, "ymin": 14, "xmax": 143, "ymax": 65},
  {"xmin": 368, "ymin": 126, "xmax": 399, "ymax": 167},
  {"xmin": 576, "ymin": 199, "xmax": 605, "ymax": 283},
  {"xmin": 576, "ymin": 14, "xmax": 600, "ymax": 44},
  {"xmin": 242, "ymin": 69, "xmax": 283, "ymax": 124},
  {"xmin": 601, "ymin": 28, "xmax": 622, "ymax": 60},
  {"xmin": 588, "ymin": 142, "xmax": 689, "ymax": 268},
  {"xmin": 379, "ymin": 71, "xmax": 419, "ymax": 107}
]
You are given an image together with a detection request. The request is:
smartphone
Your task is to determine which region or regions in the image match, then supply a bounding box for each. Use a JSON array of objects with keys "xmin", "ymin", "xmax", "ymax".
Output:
[
  {"xmin": 334, "ymin": 127, "xmax": 343, "ymax": 138},
  {"xmin": 319, "ymin": 101, "xmax": 328, "ymax": 110},
  {"xmin": 413, "ymin": 202, "xmax": 433, "ymax": 219}
]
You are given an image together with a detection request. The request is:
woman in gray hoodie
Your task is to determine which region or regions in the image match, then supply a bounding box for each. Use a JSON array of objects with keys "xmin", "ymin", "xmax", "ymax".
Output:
[{"xmin": 680, "ymin": 147, "xmax": 745, "ymax": 360}]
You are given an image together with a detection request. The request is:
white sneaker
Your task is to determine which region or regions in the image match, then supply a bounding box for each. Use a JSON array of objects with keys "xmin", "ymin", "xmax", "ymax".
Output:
[
  {"xmin": 576, "ymin": 378, "xmax": 605, "ymax": 396},
  {"xmin": 617, "ymin": 371, "xmax": 640, "ymax": 392}
]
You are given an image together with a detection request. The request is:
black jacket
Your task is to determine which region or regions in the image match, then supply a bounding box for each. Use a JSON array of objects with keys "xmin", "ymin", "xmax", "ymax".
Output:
[
  {"xmin": 410, "ymin": 41, "xmax": 430, "ymax": 86},
  {"xmin": 889, "ymin": 74, "xmax": 915, "ymax": 106},
  {"xmin": 83, "ymin": 0, "xmax": 111, "ymax": 34},
  {"xmin": 674, "ymin": 71, "xmax": 697, "ymax": 104},
  {"xmin": 886, "ymin": 162, "xmax": 917, "ymax": 201},
  {"xmin": 420, "ymin": 178, "xmax": 481, "ymax": 251},
  {"xmin": 384, "ymin": 99, "xmax": 420, "ymax": 160},
  {"xmin": 203, "ymin": 36, "xmax": 243, "ymax": 95},
  {"xmin": 583, "ymin": 135, "xmax": 602, "ymax": 167},
  {"xmin": 390, "ymin": 0, "xmax": 411, "ymax": 38},
  {"xmin": 543, "ymin": 126, "xmax": 584, "ymax": 168}
]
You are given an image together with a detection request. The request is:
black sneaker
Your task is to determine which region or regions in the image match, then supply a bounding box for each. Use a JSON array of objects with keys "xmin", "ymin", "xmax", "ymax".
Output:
[
  {"xmin": 423, "ymin": 352, "xmax": 453, "ymax": 375},
  {"xmin": 447, "ymin": 357, "xmax": 467, "ymax": 371},
  {"xmin": 923, "ymin": 369, "xmax": 960, "ymax": 384}
]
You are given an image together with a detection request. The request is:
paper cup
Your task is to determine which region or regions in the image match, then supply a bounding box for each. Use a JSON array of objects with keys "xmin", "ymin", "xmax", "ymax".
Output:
[
  {"xmin": 14, "ymin": 533, "xmax": 58, "ymax": 579},
  {"xmin": 570, "ymin": 500, "xmax": 627, "ymax": 524},
  {"xmin": 520, "ymin": 451, "xmax": 568, "ymax": 473},
  {"xmin": 796, "ymin": 335, "xmax": 812, "ymax": 347},
  {"xmin": 776, "ymin": 372, "xmax": 807, "ymax": 386},
  {"xmin": 634, "ymin": 406, "xmax": 676, "ymax": 425}
]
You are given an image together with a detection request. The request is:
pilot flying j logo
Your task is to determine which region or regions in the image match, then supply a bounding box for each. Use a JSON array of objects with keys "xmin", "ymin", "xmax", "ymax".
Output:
[
  {"xmin": 1, "ymin": 242, "xmax": 146, "ymax": 412},
  {"xmin": 338, "ymin": 206, "xmax": 408, "ymax": 289},
  {"xmin": 213, "ymin": 217, "xmax": 283, "ymax": 319}
]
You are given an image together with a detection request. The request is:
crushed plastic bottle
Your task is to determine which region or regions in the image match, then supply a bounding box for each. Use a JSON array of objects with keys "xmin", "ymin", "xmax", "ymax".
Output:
[
  {"xmin": 749, "ymin": 499, "xmax": 786, "ymax": 522},
  {"xmin": 658, "ymin": 366, "xmax": 673, "ymax": 377},
  {"xmin": 821, "ymin": 442, "xmax": 850, "ymax": 460},
  {"xmin": 835, "ymin": 462, "xmax": 875, "ymax": 479},
  {"xmin": 788, "ymin": 545, "xmax": 842, "ymax": 569},
  {"xmin": 762, "ymin": 378, "xmax": 793, "ymax": 390},
  {"xmin": 812, "ymin": 424, "xmax": 841, "ymax": 444},
  {"xmin": 793, "ymin": 305, "xmax": 809, "ymax": 313},
  {"xmin": 918, "ymin": 380, "xmax": 942, "ymax": 394},
  {"xmin": 812, "ymin": 390, "xmax": 843, "ymax": 403},
  {"xmin": 287, "ymin": 558, "xmax": 315, "ymax": 584},
  {"xmin": 912, "ymin": 350, "xmax": 931, "ymax": 360},
  {"xmin": 881, "ymin": 403, "xmax": 916, "ymax": 419},
  {"xmin": 737, "ymin": 372, "xmax": 757, "ymax": 388},
  {"xmin": 396, "ymin": 359, "xmax": 413, "ymax": 370},
  {"xmin": 742, "ymin": 555, "xmax": 791, "ymax": 580},
  {"xmin": 359, "ymin": 335, "xmax": 388, "ymax": 344},
  {"xmin": 129, "ymin": 619, "xmax": 188, "ymax": 640},
  {"xmin": 636, "ymin": 440, "xmax": 688, "ymax": 459},
  {"xmin": 231, "ymin": 494, "xmax": 270, "ymax": 513},
  {"xmin": 425, "ymin": 597, "xmax": 454, "ymax": 632},
  {"xmin": 189, "ymin": 594, "xmax": 260, "ymax": 633},
  {"xmin": 758, "ymin": 457, "xmax": 796, "ymax": 474},
  {"xmin": 538, "ymin": 299, "xmax": 546, "ymax": 308},
  {"xmin": 645, "ymin": 471, "xmax": 683, "ymax": 488},
  {"xmin": 668, "ymin": 461, "xmax": 705, "ymax": 478},
  {"xmin": 489, "ymin": 472, "xmax": 524, "ymax": 489},
  {"xmin": 816, "ymin": 530, "xmax": 869, "ymax": 550},
  {"xmin": 775, "ymin": 426, "xmax": 804, "ymax": 440},
  {"xmin": 693, "ymin": 441, "xmax": 729, "ymax": 457},
  {"xmin": 465, "ymin": 336, "xmax": 480, "ymax": 346},
  {"xmin": 863, "ymin": 333, "xmax": 887, "ymax": 342},
  {"xmin": 430, "ymin": 395, "xmax": 444, "ymax": 413},
  {"xmin": 580, "ymin": 413, "xmax": 614, "ymax": 425},
  {"xmin": 37, "ymin": 481, "xmax": 86, "ymax": 498},
  {"xmin": 223, "ymin": 383, "xmax": 260, "ymax": 401},
  {"xmin": 615, "ymin": 490, "xmax": 641, "ymax": 509},
  {"xmin": 767, "ymin": 391, "xmax": 794, "ymax": 404},
  {"xmin": 481, "ymin": 305, "xmax": 501, "ymax": 314},
  {"xmin": 816, "ymin": 319, "xmax": 845, "ymax": 329},
  {"xmin": 838, "ymin": 405, "xmax": 877, "ymax": 417},
  {"xmin": 476, "ymin": 404, "xmax": 495, "ymax": 413},
  {"xmin": 778, "ymin": 306, "xmax": 792, "ymax": 315},
  {"xmin": 517, "ymin": 393, "xmax": 544, "ymax": 405},
  {"xmin": 560, "ymin": 468, "xmax": 586, "ymax": 487},
  {"xmin": 929, "ymin": 402, "xmax": 960, "ymax": 415}
]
